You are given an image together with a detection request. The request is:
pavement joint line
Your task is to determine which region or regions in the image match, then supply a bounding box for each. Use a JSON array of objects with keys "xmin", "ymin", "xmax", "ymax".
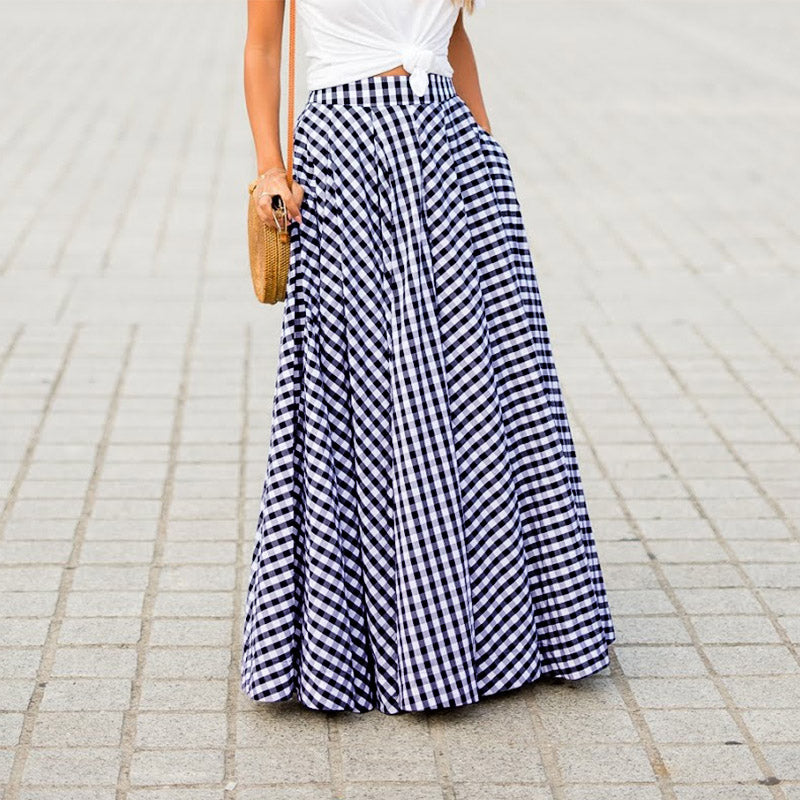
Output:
[
  {"xmin": 2, "ymin": 323, "xmax": 138, "ymax": 799},
  {"xmin": 101, "ymin": 21, "xmax": 200, "ymax": 277},
  {"xmin": 0, "ymin": 24, "xmax": 47, "ymax": 85},
  {"xmin": 668, "ymin": 113, "xmax": 777, "ymax": 273},
  {"xmin": 149, "ymin": 23, "xmax": 214, "ymax": 272},
  {"xmin": 640, "ymin": 320, "xmax": 800, "ymax": 552},
  {"xmin": 691, "ymin": 269, "xmax": 800, "ymax": 382},
  {"xmin": 520, "ymin": 13, "xmax": 784, "ymax": 284},
  {"xmin": 0, "ymin": 326, "xmax": 81, "ymax": 542},
  {"xmin": 53, "ymin": 19, "xmax": 181, "ymax": 280},
  {"xmin": 326, "ymin": 711, "xmax": 346, "ymax": 799},
  {"xmin": 520, "ymin": 129, "xmax": 630, "ymax": 289},
  {"xmin": 636, "ymin": 326, "xmax": 800, "ymax": 665},
  {"xmin": 0, "ymin": 14, "xmax": 150, "ymax": 278},
  {"xmin": 629, "ymin": 1, "xmax": 800, "ymax": 96},
  {"xmin": 0, "ymin": 31, "xmax": 93, "ymax": 205},
  {"xmin": 112, "ymin": 57, "xmax": 229, "ymax": 796},
  {"xmin": 511, "ymin": 101, "xmax": 620, "ymax": 285},
  {"xmin": 607, "ymin": 650, "xmax": 676, "ymax": 800},
  {"xmin": 512, "ymin": 33, "xmax": 702, "ymax": 284},
  {"xmin": 223, "ymin": 323, "xmax": 251, "ymax": 800},
  {"xmin": 638, "ymin": 325, "xmax": 800, "ymax": 663},
  {"xmin": 693, "ymin": 322, "xmax": 800, "ymax": 460},
  {"xmin": 573, "ymin": 126, "xmax": 704, "ymax": 279},
  {"xmin": 617, "ymin": 8, "xmax": 800, "ymax": 278},
  {"xmin": 522, "ymin": 72, "xmax": 659, "ymax": 279},
  {"xmin": 510, "ymin": 126, "xmax": 611, "ymax": 319},
  {"xmin": 0, "ymin": 322, "xmax": 24, "ymax": 383},
  {"xmin": 113, "ymin": 312, "xmax": 198, "ymax": 800},
  {"xmin": 736, "ymin": 315, "xmax": 800, "ymax": 382},
  {"xmin": 522, "ymin": 688, "xmax": 568, "ymax": 800},
  {"xmin": 54, "ymin": 283, "xmax": 77, "ymax": 326},
  {"xmin": 566, "ymin": 359, "xmax": 678, "ymax": 800},
  {"xmin": 427, "ymin": 712, "xmax": 456, "ymax": 800},
  {"xmin": 584, "ymin": 325, "xmax": 791, "ymax": 797}
]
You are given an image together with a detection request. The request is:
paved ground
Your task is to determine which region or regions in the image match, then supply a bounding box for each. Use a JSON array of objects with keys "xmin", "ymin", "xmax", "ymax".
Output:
[{"xmin": 1, "ymin": 0, "xmax": 799, "ymax": 798}]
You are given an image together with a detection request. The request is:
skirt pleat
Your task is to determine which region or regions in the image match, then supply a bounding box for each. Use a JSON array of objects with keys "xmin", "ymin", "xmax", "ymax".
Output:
[{"xmin": 241, "ymin": 74, "xmax": 616, "ymax": 715}]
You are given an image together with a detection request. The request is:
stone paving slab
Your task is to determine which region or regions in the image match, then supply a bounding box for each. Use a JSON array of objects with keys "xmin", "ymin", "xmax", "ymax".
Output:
[{"xmin": 1, "ymin": 0, "xmax": 799, "ymax": 798}]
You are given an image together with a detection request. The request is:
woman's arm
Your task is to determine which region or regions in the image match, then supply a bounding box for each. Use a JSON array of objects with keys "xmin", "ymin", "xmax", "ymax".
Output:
[
  {"xmin": 244, "ymin": 0, "xmax": 286, "ymax": 175},
  {"xmin": 244, "ymin": 0, "xmax": 303, "ymax": 224},
  {"xmin": 448, "ymin": 10, "xmax": 492, "ymax": 134}
]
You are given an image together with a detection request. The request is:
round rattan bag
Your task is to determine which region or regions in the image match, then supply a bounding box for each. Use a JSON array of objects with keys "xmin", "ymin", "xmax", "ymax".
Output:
[{"xmin": 247, "ymin": 183, "xmax": 290, "ymax": 304}]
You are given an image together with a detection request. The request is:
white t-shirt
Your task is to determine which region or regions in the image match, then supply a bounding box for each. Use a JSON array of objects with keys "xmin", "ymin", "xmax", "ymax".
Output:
[{"xmin": 297, "ymin": 0, "xmax": 486, "ymax": 97}]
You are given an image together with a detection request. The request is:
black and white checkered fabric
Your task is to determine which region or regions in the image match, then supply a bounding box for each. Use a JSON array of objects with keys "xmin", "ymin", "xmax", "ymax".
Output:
[{"xmin": 241, "ymin": 73, "xmax": 616, "ymax": 715}]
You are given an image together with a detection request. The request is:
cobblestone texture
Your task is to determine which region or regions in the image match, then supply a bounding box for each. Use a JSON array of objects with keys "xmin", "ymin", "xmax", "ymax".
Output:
[{"xmin": 1, "ymin": 1, "xmax": 799, "ymax": 798}]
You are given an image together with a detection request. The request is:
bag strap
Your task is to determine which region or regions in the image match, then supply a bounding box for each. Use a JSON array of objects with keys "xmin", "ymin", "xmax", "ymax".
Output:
[{"xmin": 285, "ymin": 0, "xmax": 296, "ymax": 189}]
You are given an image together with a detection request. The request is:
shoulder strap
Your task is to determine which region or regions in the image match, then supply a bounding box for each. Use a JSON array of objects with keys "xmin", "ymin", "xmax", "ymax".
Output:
[{"xmin": 286, "ymin": 0, "xmax": 296, "ymax": 188}]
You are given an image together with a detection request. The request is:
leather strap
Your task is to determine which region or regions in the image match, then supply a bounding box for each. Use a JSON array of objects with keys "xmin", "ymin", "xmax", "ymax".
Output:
[{"xmin": 286, "ymin": 0, "xmax": 296, "ymax": 188}]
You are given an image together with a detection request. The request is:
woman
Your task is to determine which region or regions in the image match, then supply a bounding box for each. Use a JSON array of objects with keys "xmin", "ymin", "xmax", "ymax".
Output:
[{"xmin": 241, "ymin": 0, "xmax": 616, "ymax": 716}]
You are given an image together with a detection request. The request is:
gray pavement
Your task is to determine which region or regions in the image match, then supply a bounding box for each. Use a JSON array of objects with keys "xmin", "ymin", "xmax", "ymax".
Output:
[{"xmin": 1, "ymin": 0, "xmax": 799, "ymax": 798}]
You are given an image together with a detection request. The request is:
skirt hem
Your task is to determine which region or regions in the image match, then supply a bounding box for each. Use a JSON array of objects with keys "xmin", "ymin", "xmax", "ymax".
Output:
[{"xmin": 241, "ymin": 640, "xmax": 615, "ymax": 716}]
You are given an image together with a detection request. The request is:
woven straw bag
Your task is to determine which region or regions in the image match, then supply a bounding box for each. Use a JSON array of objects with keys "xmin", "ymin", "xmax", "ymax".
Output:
[{"xmin": 247, "ymin": 0, "xmax": 297, "ymax": 304}]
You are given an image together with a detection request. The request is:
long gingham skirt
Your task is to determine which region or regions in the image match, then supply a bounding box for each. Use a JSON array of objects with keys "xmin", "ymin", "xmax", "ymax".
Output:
[{"xmin": 241, "ymin": 73, "xmax": 616, "ymax": 715}]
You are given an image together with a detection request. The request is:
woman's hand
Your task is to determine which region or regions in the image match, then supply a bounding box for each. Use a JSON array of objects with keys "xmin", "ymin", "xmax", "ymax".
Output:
[{"xmin": 255, "ymin": 167, "xmax": 305, "ymax": 228}]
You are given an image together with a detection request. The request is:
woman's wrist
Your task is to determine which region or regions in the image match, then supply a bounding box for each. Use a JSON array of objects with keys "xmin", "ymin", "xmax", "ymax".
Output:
[
  {"xmin": 257, "ymin": 167, "xmax": 285, "ymax": 181},
  {"xmin": 257, "ymin": 165, "xmax": 286, "ymax": 182}
]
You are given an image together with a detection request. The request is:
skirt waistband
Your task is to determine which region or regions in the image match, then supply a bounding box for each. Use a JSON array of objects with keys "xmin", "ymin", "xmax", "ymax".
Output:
[{"xmin": 306, "ymin": 73, "xmax": 456, "ymax": 106}]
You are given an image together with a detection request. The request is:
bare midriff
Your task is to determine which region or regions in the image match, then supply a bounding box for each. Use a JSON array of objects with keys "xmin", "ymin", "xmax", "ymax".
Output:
[{"xmin": 373, "ymin": 65, "xmax": 411, "ymax": 77}]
